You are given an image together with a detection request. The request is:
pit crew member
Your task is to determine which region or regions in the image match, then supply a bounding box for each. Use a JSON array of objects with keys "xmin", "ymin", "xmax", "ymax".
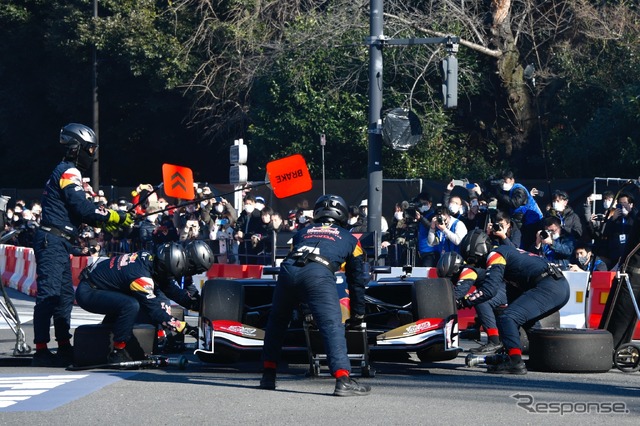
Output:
[
  {"xmin": 459, "ymin": 230, "xmax": 570, "ymax": 374},
  {"xmin": 32, "ymin": 123, "xmax": 133, "ymax": 367},
  {"xmin": 75, "ymin": 243, "xmax": 199, "ymax": 364},
  {"xmin": 260, "ymin": 194, "xmax": 370, "ymax": 396},
  {"xmin": 437, "ymin": 252, "xmax": 506, "ymax": 354}
]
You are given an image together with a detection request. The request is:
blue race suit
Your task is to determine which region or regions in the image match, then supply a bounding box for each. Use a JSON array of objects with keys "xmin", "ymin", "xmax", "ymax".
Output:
[
  {"xmin": 262, "ymin": 222, "xmax": 366, "ymax": 375},
  {"xmin": 455, "ymin": 267, "xmax": 506, "ymax": 332},
  {"xmin": 75, "ymin": 251, "xmax": 189, "ymax": 344},
  {"xmin": 33, "ymin": 161, "xmax": 113, "ymax": 346},
  {"xmin": 465, "ymin": 245, "xmax": 569, "ymax": 352}
]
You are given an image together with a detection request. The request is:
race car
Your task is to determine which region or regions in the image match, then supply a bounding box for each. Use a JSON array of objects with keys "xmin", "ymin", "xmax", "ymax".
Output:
[{"xmin": 194, "ymin": 265, "xmax": 461, "ymax": 372}]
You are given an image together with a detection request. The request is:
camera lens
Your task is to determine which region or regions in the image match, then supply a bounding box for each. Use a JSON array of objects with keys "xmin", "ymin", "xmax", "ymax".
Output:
[{"xmin": 540, "ymin": 230, "xmax": 549, "ymax": 239}]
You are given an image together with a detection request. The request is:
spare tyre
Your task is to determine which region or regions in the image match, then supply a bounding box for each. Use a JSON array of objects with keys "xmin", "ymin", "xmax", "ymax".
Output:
[
  {"xmin": 527, "ymin": 328, "xmax": 613, "ymax": 373},
  {"xmin": 520, "ymin": 310, "xmax": 561, "ymax": 354}
]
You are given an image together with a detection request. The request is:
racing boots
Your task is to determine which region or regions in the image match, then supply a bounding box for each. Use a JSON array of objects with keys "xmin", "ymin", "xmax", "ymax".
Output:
[
  {"xmin": 487, "ymin": 358, "xmax": 527, "ymax": 375},
  {"xmin": 56, "ymin": 345, "xmax": 74, "ymax": 367},
  {"xmin": 259, "ymin": 368, "xmax": 277, "ymax": 390},
  {"xmin": 32, "ymin": 349, "xmax": 66, "ymax": 367},
  {"xmin": 469, "ymin": 341, "xmax": 503, "ymax": 355},
  {"xmin": 108, "ymin": 348, "xmax": 133, "ymax": 365},
  {"xmin": 333, "ymin": 376, "xmax": 371, "ymax": 397}
]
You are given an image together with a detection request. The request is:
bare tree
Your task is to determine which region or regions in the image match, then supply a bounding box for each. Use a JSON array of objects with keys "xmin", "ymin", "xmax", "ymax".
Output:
[{"xmin": 173, "ymin": 0, "xmax": 638, "ymax": 166}]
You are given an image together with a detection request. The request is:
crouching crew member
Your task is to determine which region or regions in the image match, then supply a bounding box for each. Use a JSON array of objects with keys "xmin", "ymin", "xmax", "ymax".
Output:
[
  {"xmin": 75, "ymin": 243, "xmax": 199, "ymax": 363},
  {"xmin": 458, "ymin": 230, "xmax": 570, "ymax": 374},
  {"xmin": 437, "ymin": 252, "xmax": 507, "ymax": 354},
  {"xmin": 32, "ymin": 123, "xmax": 134, "ymax": 367},
  {"xmin": 260, "ymin": 194, "xmax": 370, "ymax": 396}
]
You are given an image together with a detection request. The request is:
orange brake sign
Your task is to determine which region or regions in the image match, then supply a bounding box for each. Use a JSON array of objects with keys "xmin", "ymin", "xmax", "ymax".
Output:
[
  {"xmin": 266, "ymin": 154, "xmax": 312, "ymax": 198},
  {"xmin": 162, "ymin": 164, "xmax": 195, "ymax": 200}
]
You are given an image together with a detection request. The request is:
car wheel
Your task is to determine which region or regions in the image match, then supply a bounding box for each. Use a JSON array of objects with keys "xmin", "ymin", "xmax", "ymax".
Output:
[
  {"xmin": 200, "ymin": 279, "xmax": 244, "ymax": 322},
  {"xmin": 412, "ymin": 279, "xmax": 458, "ymax": 362},
  {"xmin": 613, "ymin": 343, "xmax": 640, "ymax": 373},
  {"xmin": 527, "ymin": 328, "xmax": 613, "ymax": 373}
]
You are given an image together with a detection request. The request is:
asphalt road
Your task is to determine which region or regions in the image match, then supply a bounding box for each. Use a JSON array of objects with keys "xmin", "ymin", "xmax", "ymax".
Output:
[{"xmin": 1, "ymin": 287, "xmax": 639, "ymax": 425}]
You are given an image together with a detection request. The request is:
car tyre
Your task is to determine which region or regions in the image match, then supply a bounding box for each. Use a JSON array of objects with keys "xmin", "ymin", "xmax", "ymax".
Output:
[
  {"xmin": 412, "ymin": 279, "xmax": 458, "ymax": 362},
  {"xmin": 527, "ymin": 328, "xmax": 613, "ymax": 373}
]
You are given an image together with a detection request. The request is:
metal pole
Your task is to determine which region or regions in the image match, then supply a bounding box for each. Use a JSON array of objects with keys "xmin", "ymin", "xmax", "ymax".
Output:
[
  {"xmin": 320, "ymin": 133, "xmax": 326, "ymax": 195},
  {"xmin": 91, "ymin": 0, "xmax": 100, "ymax": 189},
  {"xmin": 367, "ymin": 0, "xmax": 384, "ymax": 241}
]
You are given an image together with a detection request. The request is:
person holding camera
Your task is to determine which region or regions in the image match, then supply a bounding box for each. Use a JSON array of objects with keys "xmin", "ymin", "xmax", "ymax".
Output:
[
  {"xmin": 487, "ymin": 210, "xmax": 521, "ymax": 248},
  {"xmin": 531, "ymin": 216, "xmax": 575, "ymax": 270},
  {"xmin": 548, "ymin": 190, "xmax": 583, "ymax": 239},
  {"xmin": 601, "ymin": 192, "xmax": 636, "ymax": 269},
  {"xmin": 492, "ymin": 170, "xmax": 543, "ymax": 249},
  {"xmin": 426, "ymin": 199, "xmax": 468, "ymax": 256}
]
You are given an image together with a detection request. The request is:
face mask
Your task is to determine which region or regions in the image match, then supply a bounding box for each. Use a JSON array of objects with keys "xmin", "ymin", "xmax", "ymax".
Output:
[
  {"xmin": 603, "ymin": 200, "xmax": 612, "ymax": 210},
  {"xmin": 186, "ymin": 205, "xmax": 196, "ymax": 214},
  {"xmin": 419, "ymin": 204, "xmax": 430, "ymax": 213},
  {"xmin": 448, "ymin": 203, "xmax": 460, "ymax": 215},
  {"xmin": 348, "ymin": 217, "xmax": 357, "ymax": 225},
  {"xmin": 552, "ymin": 232, "xmax": 560, "ymax": 240},
  {"xmin": 215, "ymin": 204, "xmax": 225, "ymax": 213},
  {"xmin": 552, "ymin": 201, "xmax": 565, "ymax": 212},
  {"xmin": 298, "ymin": 216, "xmax": 308, "ymax": 224},
  {"xmin": 244, "ymin": 204, "xmax": 255, "ymax": 214},
  {"xmin": 622, "ymin": 207, "xmax": 629, "ymax": 216},
  {"xmin": 578, "ymin": 255, "xmax": 589, "ymax": 265},
  {"xmin": 502, "ymin": 182, "xmax": 514, "ymax": 191},
  {"xmin": 394, "ymin": 212, "xmax": 404, "ymax": 221}
]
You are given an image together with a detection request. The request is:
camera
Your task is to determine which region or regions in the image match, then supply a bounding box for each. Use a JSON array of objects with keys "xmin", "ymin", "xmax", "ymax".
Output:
[
  {"xmin": 594, "ymin": 213, "xmax": 605, "ymax": 221},
  {"xmin": 436, "ymin": 215, "xmax": 445, "ymax": 225},
  {"xmin": 489, "ymin": 179, "xmax": 503, "ymax": 186},
  {"xmin": 492, "ymin": 222, "xmax": 503, "ymax": 232},
  {"xmin": 403, "ymin": 203, "xmax": 419, "ymax": 222},
  {"xmin": 540, "ymin": 230, "xmax": 549, "ymax": 239}
]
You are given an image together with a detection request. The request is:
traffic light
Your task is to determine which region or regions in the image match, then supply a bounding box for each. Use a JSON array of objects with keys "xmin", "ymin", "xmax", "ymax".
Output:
[{"xmin": 441, "ymin": 54, "xmax": 458, "ymax": 109}]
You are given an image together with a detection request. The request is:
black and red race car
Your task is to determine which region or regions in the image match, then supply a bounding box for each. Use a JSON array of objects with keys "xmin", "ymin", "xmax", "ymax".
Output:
[{"xmin": 194, "ymin": 265, "xmax": 461, "ymax": 371}]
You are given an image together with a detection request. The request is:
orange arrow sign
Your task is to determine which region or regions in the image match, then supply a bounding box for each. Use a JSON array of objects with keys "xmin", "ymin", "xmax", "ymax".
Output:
[
  {"xmin": 162, "ymin": 164, "xmax": 195, "ymax": 200},
  {"xmin": 266, "ymin": 154, "xmax": 312, "ymax": 198}
]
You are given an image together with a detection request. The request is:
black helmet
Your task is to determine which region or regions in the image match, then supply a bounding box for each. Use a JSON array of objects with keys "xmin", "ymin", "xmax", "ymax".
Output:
[
  {"xmin": 437, "ymin": 251, "xmax": 465, "ymax": 278},
  {"xmin": 60, "ymin": 123, "xmax": 98, "ymax": 173},
  {"xmin": 185, "ymin": 240, "xmax": 215, "ymax": 275},
  {"xmin": 313, "ymin": 194, "xmax": 348, "ymax": 226},
  {"xmin": 459, "ymin": 229, "xmax": 492, "ymax": 267},
  {"xmin": 154, "ymin": 242, "xmax": 187, "ymax": 278}
]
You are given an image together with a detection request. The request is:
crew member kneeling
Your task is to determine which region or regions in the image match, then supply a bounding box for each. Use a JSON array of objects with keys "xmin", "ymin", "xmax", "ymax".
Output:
[
  {"xmin": 75, "ymin": 243, "xmax": 198, "ymax": 363},
  {"xmin": 458, "ymin": 230, "xmax": 570, "ymax": 374},
  {"xmin": 260, "ymin": 194, "xmax": 370, "ymax": 396}
]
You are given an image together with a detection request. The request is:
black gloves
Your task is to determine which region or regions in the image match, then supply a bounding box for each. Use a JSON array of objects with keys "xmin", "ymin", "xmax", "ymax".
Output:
[
  {"xmin": 184, "ymin": 324, "xmax": 199, "ymax": 339},
  {"xmin": 456, "ymin": 297, "xmax": 472, "ymax": 310},
  {"xmin": 189, "ymin": 293, "xmax": 201, "ymax": 312}
]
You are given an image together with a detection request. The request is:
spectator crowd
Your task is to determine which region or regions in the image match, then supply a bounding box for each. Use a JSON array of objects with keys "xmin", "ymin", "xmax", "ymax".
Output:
[{"xmin": 0, "ymin": 171, "xmax": 635, "ymax": 273}]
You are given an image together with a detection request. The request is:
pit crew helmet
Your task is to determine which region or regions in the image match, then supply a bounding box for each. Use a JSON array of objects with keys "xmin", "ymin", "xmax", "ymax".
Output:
[
  {"xmin": 437, "ymin": 251, "xmax": 465, "ymax": 278},
  {"xmin": 313, "ymin": 194, "xmax": 349, "ymax": 227},
  {"xmin": 154, "ymin": 242, "xmax": 187, "ymax": 278},
  {"xmin": 185, "ymin": 239, "xmax": 215, "ymax": 275},
  {"xmin": 459, "ymin": 229, "xmax": 492, "ymax": 267},
  {"xmin": 60, "ymin": 123, "xmax": 98, "ymax": 173}
]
